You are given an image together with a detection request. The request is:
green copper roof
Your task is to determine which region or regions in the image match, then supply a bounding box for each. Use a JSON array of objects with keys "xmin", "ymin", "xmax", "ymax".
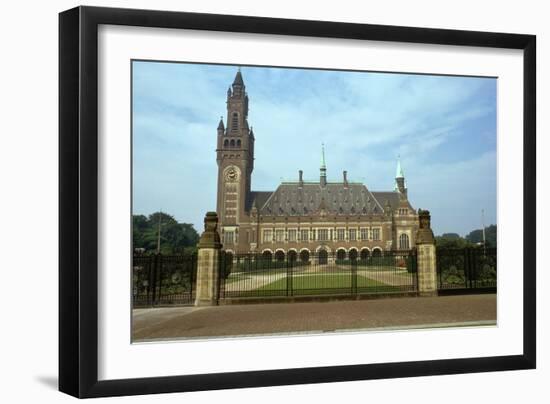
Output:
[{"xmin": 396, "ymin": 156, "xmax": 404, "ymax": 178}]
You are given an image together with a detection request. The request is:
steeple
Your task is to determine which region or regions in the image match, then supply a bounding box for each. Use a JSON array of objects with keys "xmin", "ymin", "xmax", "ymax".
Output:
[
  {"xmin": 320, "ymin": 143, "xmax": 327, "ymax": 187},
  {"xmin": 233, "ymin": 68, "xmax": 244, "ymax": 87},
  {"xmin": 396, "ymin": 155, "xmax": 405, "ymax": 178},
  {"xmin": 217, "ymin": 116, "xmax": 224, "ymax": 131},
  {"xmin": 395, "ymin": 155, "xmax": 407, "ymax": 197},
  {"xmin": 231, "ymin": 68, "xmax": 245, "ymax": 97}
]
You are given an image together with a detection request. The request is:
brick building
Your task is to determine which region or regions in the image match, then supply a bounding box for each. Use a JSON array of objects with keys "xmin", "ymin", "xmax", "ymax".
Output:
[{"xmin": 216, "ymin": 70, "xmax": 419, "ymax": 263}]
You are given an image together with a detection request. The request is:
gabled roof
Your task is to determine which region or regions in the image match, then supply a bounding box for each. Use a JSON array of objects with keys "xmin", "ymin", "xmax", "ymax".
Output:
[
  {"xmin": 246, "ymin": 191, "xmax": 273, "ymax": 212},
  {"xmin": 371, "ymin": 191, "xmax": 414, "ymax": 211}
]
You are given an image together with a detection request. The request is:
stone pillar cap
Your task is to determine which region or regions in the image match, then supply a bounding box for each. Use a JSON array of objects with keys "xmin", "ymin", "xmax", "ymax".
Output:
[{"xmin": 198, "ymin": 212, "xmax": 222, "ymax": 249}]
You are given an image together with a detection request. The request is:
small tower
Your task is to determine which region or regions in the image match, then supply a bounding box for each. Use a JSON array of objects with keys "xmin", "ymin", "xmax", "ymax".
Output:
[
  {"xmin": 320, "ymin": 143, "xmax": 327, "ymax": 187},
  {"xmin": 395, "ymin": 155, "xmax": 407, "ymax": 198},
  {"xmin": 217, "ymin": 116, "xmax": 224, "ymax": 136}
]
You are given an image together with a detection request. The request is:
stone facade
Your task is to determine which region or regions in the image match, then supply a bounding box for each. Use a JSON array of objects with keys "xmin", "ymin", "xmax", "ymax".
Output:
[{"xmin": 216, "ymin": 71, "xmax": 420, "ymax": 260}]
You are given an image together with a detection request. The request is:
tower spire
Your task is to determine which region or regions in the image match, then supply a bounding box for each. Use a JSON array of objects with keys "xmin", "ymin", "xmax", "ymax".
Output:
[
  {"xmin": 320, "ymin": 143, "xmax": 327, "ymax": 187},
  {"xmin": 233, "ymin": 68, "xmax": 244, "ymax": 87},
  {"xmin": 395, "ymin": 155, "xmax": 407, "ymax": 197},
  {"xmin": 396, "ymin": 154, "xmax": 404, "ymax": 178}
]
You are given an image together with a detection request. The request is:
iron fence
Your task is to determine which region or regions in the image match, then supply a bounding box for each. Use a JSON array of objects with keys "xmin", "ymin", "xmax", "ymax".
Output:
[
  {"xmin": 437, "ymin": 247, "xmax": 497, "ymax": 291},
  {"xmin": 133, "ymin": 253, "xmax": 198, "ymax": 307},
  {"xmin": 218, "ymin": 250, "xmax": 417, "ymax": 299}
]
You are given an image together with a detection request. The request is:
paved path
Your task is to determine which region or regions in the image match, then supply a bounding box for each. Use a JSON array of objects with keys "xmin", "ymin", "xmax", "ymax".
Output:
[
  {"xmin": 224, "ymin": 272, "xmax": 286, "ymax": 292},
  {"xmin": 133, "ymin": 294, "xmax": 496, "ymax": 341},
  {"xmin": 360, "ymin": 270, "xmax": 413, "ymax": 286}
]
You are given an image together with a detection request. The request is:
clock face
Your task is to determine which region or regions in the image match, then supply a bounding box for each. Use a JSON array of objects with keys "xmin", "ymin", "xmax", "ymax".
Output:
[{"xmin": 225, "ymin": 166, "xmax": 239, "ymax": 182}]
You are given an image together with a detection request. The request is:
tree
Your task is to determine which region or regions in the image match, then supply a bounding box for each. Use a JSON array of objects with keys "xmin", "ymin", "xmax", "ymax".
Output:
[
  {"xmin": 132, "ymin": 212, "xmax": 200, "ymax": 254},
  {"xmin": 441, "ymin": 233, "xmax": 461, "ymax": 240},
  {"xmin": 466, "ymin": 225, "xmax": 497, "ymax": 247},
  {"xmin": 435, "ymin": 234, "xmax": 471, "ymax": 249}
]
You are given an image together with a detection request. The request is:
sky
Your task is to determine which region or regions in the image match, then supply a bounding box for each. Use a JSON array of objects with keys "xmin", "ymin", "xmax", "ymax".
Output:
[{"xmin": 132, "ymin": 61, "xmax": 497, "ymax": 237}]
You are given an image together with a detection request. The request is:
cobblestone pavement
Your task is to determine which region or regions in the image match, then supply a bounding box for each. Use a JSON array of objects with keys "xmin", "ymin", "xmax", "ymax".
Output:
[{"xmin": 132, "ymin": 294, "xmax": 496, "ymax": 341}]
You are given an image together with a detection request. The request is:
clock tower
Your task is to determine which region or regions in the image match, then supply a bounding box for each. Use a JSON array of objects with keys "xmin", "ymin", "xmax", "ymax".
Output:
[{"xmin": 215, "ymin": 70, "xmax": 255, "ymax": 247}]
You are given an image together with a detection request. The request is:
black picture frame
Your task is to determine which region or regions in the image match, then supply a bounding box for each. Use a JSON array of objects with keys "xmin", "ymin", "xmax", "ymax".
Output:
[{"xmin": 59, "ymin": 5, "xmax": 536, "ymax": 398}]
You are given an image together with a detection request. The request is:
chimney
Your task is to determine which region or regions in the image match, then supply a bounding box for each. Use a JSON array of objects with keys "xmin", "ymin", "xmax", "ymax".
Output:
[
  {"xmin": 298, "ymin": 170, "xmax": 303, "ymax": 187},
  {"xmin": 343, "ymin": 170, "xmax": 348, "ymax": 187}
]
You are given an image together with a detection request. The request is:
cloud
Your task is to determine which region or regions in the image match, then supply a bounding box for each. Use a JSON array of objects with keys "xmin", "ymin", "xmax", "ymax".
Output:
[{"xmin": 132, "ymin": 62, "xmax": 496, "ymax": 236}]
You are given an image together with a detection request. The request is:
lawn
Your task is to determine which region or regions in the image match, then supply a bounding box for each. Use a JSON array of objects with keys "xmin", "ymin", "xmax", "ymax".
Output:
[{"xmin": 254, "ymin": 274, "xmax": 400, "ymax": 295}]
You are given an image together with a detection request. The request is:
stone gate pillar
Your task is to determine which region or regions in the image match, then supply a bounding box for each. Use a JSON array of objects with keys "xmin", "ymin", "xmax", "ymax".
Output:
[
  {"xmin": 415, "ymin": 209, "xmax": 438, "ymax": 297},
  {"xmin": 195, "ymin": 212, "xmax": 222, "ymax": 306}
]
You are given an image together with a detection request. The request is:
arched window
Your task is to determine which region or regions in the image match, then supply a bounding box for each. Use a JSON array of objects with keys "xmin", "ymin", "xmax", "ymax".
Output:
[
  {"xmin": 288, "ymin": 250, "xmax": 297, "ymax": 263},
  {"xmin": 274, "ymin": 250, "xmax": 285, "ymax": 262},
  {"xmin": 262, "ymin": 250, "xmax": 273, "ymax": 262},
  {"xmin": 349, "ymin": 249, "xmax": 358, "ymax": 261},
  {"xmin": 236, "ymin": 139, "xmax": 241, "ymax": 148},
  {"xmin": 372, "ymin": 248, "xmax": 382, "ymax": 257},
  {"xmin": 231, "ymin": 112, "xmax": 239, "ymax": 131},
  {"xmin": 223, "ymin": 139, "xmax": 229, "ymax": 147},
  {"xmin": 399, "ymin": 233, "xmax": 410, "ymax": 250},
  {"xmin": 229, "ymin": 139, "xmax": 235, "ymax": 147},
  {"xmin": 318, "ymin": 249, "xmax": 328, "ymax": 265},
  {"xmin": 360, "ymin": 248, "xmax": 370, "ymax": 261},
  {"xmin": 300, "ymin": 250, "xmax": 310, "ymax": 263},
  {"xmin": 336, "ymin": 249, "xmax": 346, "ymax": 261}
]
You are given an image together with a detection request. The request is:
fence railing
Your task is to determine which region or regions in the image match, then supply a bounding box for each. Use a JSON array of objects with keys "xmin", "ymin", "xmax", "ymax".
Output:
[
  {"xmin": 133, "ymin": 253, "xmax": 198, "ymax": 307},
  {"xmin": 218, "ymin": 250, "xmax": 417, "ymax": 299},
  {"xmin": 436, "ymin": 247, "xmax": 497, "ymax": 291}
]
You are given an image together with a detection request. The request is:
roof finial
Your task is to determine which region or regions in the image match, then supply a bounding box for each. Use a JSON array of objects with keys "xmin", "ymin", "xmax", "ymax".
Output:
[{"xmin": 321, "ymin": 143, "xmax": 326, "ymax": 169}]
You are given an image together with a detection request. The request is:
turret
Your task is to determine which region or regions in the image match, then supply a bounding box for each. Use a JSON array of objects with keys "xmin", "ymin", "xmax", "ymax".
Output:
[
  {"xmin": 395, "ymin": 156, "xmax": 407, "ymax": 198},
  {"xmin": 217, "ymin": 116, "xmax": 224, "ymax": 135}
]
